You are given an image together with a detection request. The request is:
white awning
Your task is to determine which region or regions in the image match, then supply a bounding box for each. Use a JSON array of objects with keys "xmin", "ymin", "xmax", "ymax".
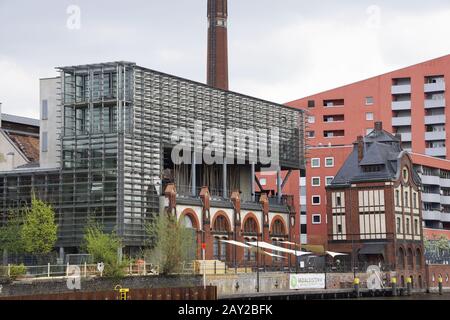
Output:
[
  {"xmin": 326, "ymin": 251, "xmax": 348, "ymax": 258},
  {"xmin": 262, "ymin": 251, "xmax": 287, "ymax": 259},
  {"xmin": 220, "ymin": 239, "xmax": 251, "ymax": 248},
  {"xmin": 247, "ymin": 241, "xmax": 312, "ymax": 256},
  {"xmin": 279, "ymin": 241, "xmax": 297, "ymax": 246}
]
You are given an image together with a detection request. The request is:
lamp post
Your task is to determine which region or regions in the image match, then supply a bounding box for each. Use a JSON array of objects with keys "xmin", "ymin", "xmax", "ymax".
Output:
[{"xmin": 256, "ymin": 237, "xmax": 260, "ymax": 293}]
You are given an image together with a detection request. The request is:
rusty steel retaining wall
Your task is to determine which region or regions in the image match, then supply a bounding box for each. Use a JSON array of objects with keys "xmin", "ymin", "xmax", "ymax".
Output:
[{"xmin": 0, "ymin": 286, "xmax": 217, "ymax": 300}]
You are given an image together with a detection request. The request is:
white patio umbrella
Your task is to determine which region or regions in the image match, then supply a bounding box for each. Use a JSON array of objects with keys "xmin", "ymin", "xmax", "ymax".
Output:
[
  {"xmin": 326, "ymin": 251, "xmax": 348, "ymax": 258},
  {"xmin": 247, "ymin": 241, "xmax": 312, "ymax": 256}
]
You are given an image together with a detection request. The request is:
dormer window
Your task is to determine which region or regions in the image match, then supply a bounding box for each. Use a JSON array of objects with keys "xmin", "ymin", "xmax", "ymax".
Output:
[{"xmin": 362, "ymin": 165, "xmax": 383, "ymax": 172}]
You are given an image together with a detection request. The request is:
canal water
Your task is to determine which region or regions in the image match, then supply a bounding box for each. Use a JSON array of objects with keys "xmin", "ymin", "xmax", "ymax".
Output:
[{"xmin": 355, "ymin": 293, "xmax": 450, "ymax": 300}]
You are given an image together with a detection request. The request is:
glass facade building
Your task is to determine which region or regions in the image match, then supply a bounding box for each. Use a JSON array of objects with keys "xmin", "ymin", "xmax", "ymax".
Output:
[{"xmin": 0, "ymin": 61, "xmax": 305, "ymax": 253}]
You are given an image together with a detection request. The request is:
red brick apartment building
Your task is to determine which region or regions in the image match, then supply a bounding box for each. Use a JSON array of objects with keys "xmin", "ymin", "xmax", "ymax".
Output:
[{"xmin": 264, "ymin": 55, "xmax": 450, "ymax": 248}]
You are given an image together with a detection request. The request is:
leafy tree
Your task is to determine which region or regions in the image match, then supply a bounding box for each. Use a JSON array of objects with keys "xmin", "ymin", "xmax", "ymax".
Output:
[
  {"xmin": 146, "ymin": 213, "xmax": 195, "ymax": 275},
  {"xmin": 0, "ymin": 210, "xmax": 25, "ymax": 254},
  {"xmin": 21, "ymin": 196, "xmax": 57, "ymax": 254},
  {"xmin": 83, "ymin": 219, "xmax": 128, "ymax": 278}
]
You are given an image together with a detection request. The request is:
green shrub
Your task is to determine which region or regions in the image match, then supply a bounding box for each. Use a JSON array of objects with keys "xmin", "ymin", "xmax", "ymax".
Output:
[{"xmin": 9, "ymin": 264, "xmax": 27, "ymax": 279}]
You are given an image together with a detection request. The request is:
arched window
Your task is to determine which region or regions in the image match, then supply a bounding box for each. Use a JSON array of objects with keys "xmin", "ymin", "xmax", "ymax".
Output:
[
  {"xmin": 416, "ymin": 249, "xmax": 422, "ymax": 270},
  {"xmin": 213, "ymin": 237, "xmax": 227, "ymax": 261},
  {"xmin": 272, "ymin": 219, "xmax": 285, "ymax": 236},
  {"xmin": 244, "ymin": 237, "xmax": 257, "ymax": 261},
  {"xmin": 213, "ymin": 215, "xmax": 229, "ymax": 233},
  {"xmin": 398, "ymin": 247, "xmax": 405, "ymax": 269},
  {"xmin": 407, "ymin": 248, "xmax": 414, "ymax": 269},
  {"xmin": 182, "ymin": 215, "xmax": 194, "ymax": 229},
  {"xmin": 243, "ymin": 217, "xmax": 258, "ymax": 235}
]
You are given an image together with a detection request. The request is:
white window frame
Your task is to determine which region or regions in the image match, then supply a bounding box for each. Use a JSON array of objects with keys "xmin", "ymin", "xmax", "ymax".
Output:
[
  {"xmin": 366, "ymin": 112, "xmax": 374, "ymax": 121},
  {"xmin": 311, "ymin": 158, "xmax": 320, "ymax": 168},
  {"xmin": 325, "ymin": 157, "xmax": 334, "ymax": 168},
  {"xmin": 312, "ymin": 214, "xmax": 321, "ymax": 225},
  {"xmin": 311, "ymin": 177, "xmax": 321, "ymax": 187},
  {"xmin": 325, "ymin": 176, "xmax": 334, "ymax": 186},
  {"xmin": 308, "ymin": 116, "xmax": 316, "ymax": 124},
  {"xmin": 311, "ymin": 195, "xmax": 321, "ymax": 206},
  {"xmin": 365, "ymin": 96, "xmax": 374, "ymax": 105}
]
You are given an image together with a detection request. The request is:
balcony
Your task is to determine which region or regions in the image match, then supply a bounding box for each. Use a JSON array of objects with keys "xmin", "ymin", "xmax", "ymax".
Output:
[
  {"xmin": 441, "ymin": 195, "xmax": 450, "ymax": 205},
  {"xmin": 422, "ymin": 210, "xmax": 442, "ymax": 221},
  {"xmin": 425, "ymin": 131, "xmax": 446, "ymax": 141},
  {"xmin": 392, "ymin": 116, "xmax": 411, "ymax": 126},
  {"xmin": 422, "ymin": 193, "xmax": 441, "ymax": 203},
  {"xmin": 425, "ymin": 99, "xmax": 446, "ymax": 109},
  {"xmin": 392, "ymin": 101, "xmax": 412, "ymax": 111},
  {"xmin": 424, "ymin": 82, "xmax": 446, "ymax": 93},
  {"xmin": 442, "ymin": 213, "xmax": 450, "ymax": 223},
  {"xmin": 399, "ymin": 132, "xmax": 412, "ymax": 142},
  {"xmin": 425, "ymin": 115, "xmax": 446, "ymax": 125},
  {"xmin": 420, "ymin": 174, "xmax": 440, "ymax": 186},
  {"xmin": 426, "ymin": 147, "xmax": 447, "ymax": 157},
  {"xmin": 392, "ymin": 84, "xmax": 411, "ymax": 95},
  {"xmin": 440, "ymin": 178, "xmax": 450, "ymax": 188}
]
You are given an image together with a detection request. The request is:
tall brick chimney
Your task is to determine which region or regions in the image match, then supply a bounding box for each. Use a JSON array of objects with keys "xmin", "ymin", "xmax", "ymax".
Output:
[
  {"xmin": 374, "ymin": 121, "xmax": 383, "ymax": 132},
  {"xmin": 207, "ymin": 0, "xmax": 229, "ymax": 90},
  {"xmin": 357, "ymin": 136, "xmax": 364, "ymax": 162}
]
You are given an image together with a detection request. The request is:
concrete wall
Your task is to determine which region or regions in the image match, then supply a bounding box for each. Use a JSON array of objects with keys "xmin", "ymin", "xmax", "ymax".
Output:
[
  {"xmin": 0, "ymin": 275, "xmax": 202, "ymax": 298},
  {"xmin": 39, "ymin": 77, "xmax": 59, "ymax": 169},
  {"xmin": 206, "ymin": 271, "xmax": 387, "ymax": 298}
]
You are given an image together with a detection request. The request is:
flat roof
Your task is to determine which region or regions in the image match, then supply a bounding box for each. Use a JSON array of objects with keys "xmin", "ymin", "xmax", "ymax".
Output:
[
  {"xmin": 2, "ymin": 113, "xmax": 40, "ymax": 127},
  {"xmin": 57, "ymin": 61, "xmax": 304, "ymax": 114}
]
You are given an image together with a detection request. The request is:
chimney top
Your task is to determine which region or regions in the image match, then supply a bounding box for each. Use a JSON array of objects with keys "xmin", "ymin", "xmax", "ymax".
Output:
[
  {"xmin": 357, "ymin": 136, "xmax": 364, "ymax": 162},
  {"xmin": 374, "ymin": 121, "xmax": 383, "ymax": 132}
]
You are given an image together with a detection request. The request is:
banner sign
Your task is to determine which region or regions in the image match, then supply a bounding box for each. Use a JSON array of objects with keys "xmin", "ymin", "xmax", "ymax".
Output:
[{"xmin": 289, "ymin": 273, "xmax": 326, "ymax": 290}]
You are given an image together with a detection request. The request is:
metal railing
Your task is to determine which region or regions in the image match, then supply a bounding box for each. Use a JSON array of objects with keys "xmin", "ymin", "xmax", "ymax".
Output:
[{"xmin": 0, "ymin": 262, "xmax": 160, "ymax": 280}]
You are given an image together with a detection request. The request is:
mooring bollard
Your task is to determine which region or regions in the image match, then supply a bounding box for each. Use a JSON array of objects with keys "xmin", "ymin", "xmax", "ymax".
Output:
[
  {"xmin": 391, "ymin": 277, "xmax": 397, "ymax": 297},
  {"xmin": 406, "ymin": 277, "xmax": 412, "ymax": 296},
  {"xmin": 438, "ymin": 276, "xmax": 443, "ymax": 296},
  {"xmin": 354, "ymin": 277, "xmax": 360, "ymax": 298}
]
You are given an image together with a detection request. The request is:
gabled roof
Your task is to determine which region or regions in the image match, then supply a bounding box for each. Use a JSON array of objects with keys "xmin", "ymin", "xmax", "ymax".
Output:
[{"xmin": 330, "ymin": 124, "xmax": 421, "ymax": 187}]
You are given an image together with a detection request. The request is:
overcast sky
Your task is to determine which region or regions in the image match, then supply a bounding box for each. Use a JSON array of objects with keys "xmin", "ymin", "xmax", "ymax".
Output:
[{"xmin": 1, "ymin": 0, "xmax": 450, "ymax": 118}]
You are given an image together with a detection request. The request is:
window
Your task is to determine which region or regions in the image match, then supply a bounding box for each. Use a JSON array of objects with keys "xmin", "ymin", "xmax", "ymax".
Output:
[
  {"xmin": 366, "ymin": 112, "xmax": 374, "ymax": 121},
  {"xmin": 406, "ymin": 218, "xmax": 410, "ymax": 234},
  {"xmin": 312, "ymin": 214, "xmax": 321, "ymax": 224},
  {"xmin": 259, "ymin": 178, "xmax": 267, "ymax": 186},
  {"xmin": 365, "ymin": 96, "xmax": 374, "ymax": 105},
  {"xmin": 414, "ymin": 219, "xmax": 419, "ymax": 235},
  {"xmin": 311, "ymin": 158, "xmax": 320, "ymax": 168},
  {"xmin": 243, "ymin": 218, "xmax": 258, "ymax": 235},
  {"xmin": 272, "ymin": 220, "xmax": 285, "ymax": 236},
  {"xmin": 308, "ymin": 116, "xmax": 316, "ymax": 124},
  {"xmin": 42, "ymin": 132, "xmax": 48, "ymax": 152},
  {"xmin": 312, "ymin": 196, "xmax": 321, "ymax": 205},
  {"xmin": 413, "ymin": 193, "xmax": 417, "ymax": 209},
  {"xmin": 308, "ymin": 100, "xmax": 315, "ymax": 108},
  {"xmin": 403, "ymin": 168, "xmax": 409, "ymax": 182},
  {"xmin": 396, "ymin": 217, "xmax": 401, "ymax": 233},
  {"xmin": 311, "ymin": 177, "xmax": 321, "ymax": 187},
  {"xmin": 307, "ymin": 131, "xmax": 315, "ymax": 138},
  {"xmin": 325, "ymin": 176, "xmax": 334, "ymax": 186},
  {"xmin": 396, "ymin": 190, "xmax": 400, "ymax": 206},
  {"xmin": 325, "ymin": 157, "xmax": 334, "ymax": 167},
  {"xmin": 336, "ymin": 195, "xmax": 342, "ymax": 207},
  {"xmin": 42, "ymin": 100, "xmax": 48, "ymax": 120},
  {"xmin": 337, "ymin": 224, "xmax": 343, "ymax": 233},
  {"xmin": 404, "ymin": 191, "xmax": 409, "ymax": 208}
]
